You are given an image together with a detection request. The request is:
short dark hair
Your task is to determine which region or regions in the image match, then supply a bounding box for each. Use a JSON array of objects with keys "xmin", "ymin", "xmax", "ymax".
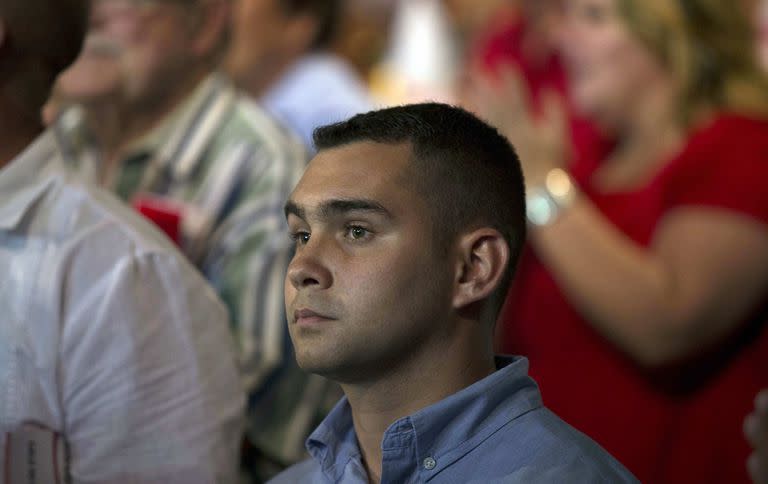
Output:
[
  {"xmin": 313, "ymin": 103, "xmax": 527, "ymax": 320},
  {"xmin": 278, "ymin": 0, "xmax": 341, "ymax": 50}
]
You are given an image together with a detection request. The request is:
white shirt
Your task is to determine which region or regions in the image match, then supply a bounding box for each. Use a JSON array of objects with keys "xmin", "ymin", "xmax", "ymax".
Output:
[{"xmin": 0, "ymin": 131, "xmax": 244, "ymax": 483}]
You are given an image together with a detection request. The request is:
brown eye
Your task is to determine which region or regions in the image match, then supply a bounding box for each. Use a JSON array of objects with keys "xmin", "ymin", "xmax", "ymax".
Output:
[
  {"xmin": 346, "ymin": 226, "xmax": 370, "ymax": 241},
  {"xmin": 290, "ymin": 231, "xmax": 310, "ymax": 245}
]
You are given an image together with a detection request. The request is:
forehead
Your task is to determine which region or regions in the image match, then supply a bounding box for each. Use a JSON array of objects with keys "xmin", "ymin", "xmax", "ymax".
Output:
[{"xmin": 290, "ymin": 141, "xmax": 418, "ymax": 214}]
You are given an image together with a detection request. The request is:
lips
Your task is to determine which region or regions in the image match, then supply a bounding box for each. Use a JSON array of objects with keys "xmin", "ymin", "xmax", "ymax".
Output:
[{"xmin": 293, "ymin": 308, "xmax": 336, "ymax": 326}]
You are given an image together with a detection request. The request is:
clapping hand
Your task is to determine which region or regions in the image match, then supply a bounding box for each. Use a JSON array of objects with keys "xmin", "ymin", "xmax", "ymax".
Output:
[
  {"xmin": 746, "ymin": 389, "xmax": 768, "ymax": 483},
  {"xmin": 468, "ymin": 63, "xmax": 569, "ymax": 187}
]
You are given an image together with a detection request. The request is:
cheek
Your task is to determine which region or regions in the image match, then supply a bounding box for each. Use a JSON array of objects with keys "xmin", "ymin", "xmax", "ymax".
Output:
[
  {"xmin": 55, "ymin": 59, "xmax": 123, "ymax": 100},
  {"xmin": 351, "ymin": 246, "xmax": 448, "ymax": 324},
  {"xmin": 569, "ymin": 32, "xmax": 645, "ymax": 112},
  {"xmin": 121, "ymin": 36, "xmax": 184, "ymax": 89},
  {"xmin": 284, "ymin": 276, "xmax": 296, "ymax": 311},
  {"xmin": 120, "ymin": 49, "xmax": 153, "ymax": 88}
]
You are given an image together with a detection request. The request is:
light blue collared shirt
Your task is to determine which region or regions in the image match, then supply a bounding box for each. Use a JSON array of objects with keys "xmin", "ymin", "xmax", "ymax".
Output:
[{"xmin": 270, "ymin": 356, "xmax": 638, "ymax": 483}]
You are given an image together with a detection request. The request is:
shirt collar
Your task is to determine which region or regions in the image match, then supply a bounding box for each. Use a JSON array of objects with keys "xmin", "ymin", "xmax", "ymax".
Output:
[
  {"xmin": 306, "ymin": 355, "xmax": 542, "ymax": 481},
  {"xmin": 55, "ymin": 72, "xmax": 237, "ymax": 188},
  {"xmin": 122, "ymin": 72, "xmax": 223, "ymax": 159},
  {"xmin": 0, "ymin": 130, "xmax": 61, "ymax": 230},
  {"xmin": 305, "ymin": 396, "xmax": 361, "ymax": 480}
]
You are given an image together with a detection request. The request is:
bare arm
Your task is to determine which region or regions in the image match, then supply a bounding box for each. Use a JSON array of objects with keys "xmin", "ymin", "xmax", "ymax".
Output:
[
  {"xmin": 470, "ymin": 65, "xmax": 768, "ymax": 368},
  {"xmin": 532, "ymin": 197, "xmax": 768, "ymax": 367}
]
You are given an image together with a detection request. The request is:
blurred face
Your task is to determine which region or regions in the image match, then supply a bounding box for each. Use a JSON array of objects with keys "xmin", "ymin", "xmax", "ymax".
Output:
[
  {"xmin": 226, "ymin": 0, "xmax": 291, "ymax": 84},
  {"xmin": 55, "ymin": 0, "xmax": 199, "ymax": 108},
  {"xmin": 559, "ymin": 0, "xmax": 668, "ymax": 126},
  {"xmin": 284, "ymin": 142, "xmax": 454, "ymax": 384}
]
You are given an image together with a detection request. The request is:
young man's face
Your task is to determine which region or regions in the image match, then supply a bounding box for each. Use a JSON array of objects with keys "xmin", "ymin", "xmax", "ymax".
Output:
[{"xmin": 284, "ymin": 141, "xmax": 455, "ymax": 383}]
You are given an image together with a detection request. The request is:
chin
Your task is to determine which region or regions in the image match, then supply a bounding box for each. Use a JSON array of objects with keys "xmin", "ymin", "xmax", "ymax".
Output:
[
  {"xmin": 294, "ymin": 349, "xmax": 340, "ymax": 376},
  {"xmin": 295, "ymin": 350, "xmax": 373, "ymax": 384}
]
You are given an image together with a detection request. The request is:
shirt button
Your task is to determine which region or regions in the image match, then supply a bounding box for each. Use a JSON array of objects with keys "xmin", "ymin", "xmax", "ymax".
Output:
[{"xmin": 423, "ymin": 457, "xmax": 437, "ymax": 470}]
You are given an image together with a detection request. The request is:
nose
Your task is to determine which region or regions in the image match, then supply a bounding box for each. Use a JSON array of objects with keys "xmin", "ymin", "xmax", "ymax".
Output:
[{"xmin": 286, "ymin": 240, "xmax": 333, "ymax": 291}]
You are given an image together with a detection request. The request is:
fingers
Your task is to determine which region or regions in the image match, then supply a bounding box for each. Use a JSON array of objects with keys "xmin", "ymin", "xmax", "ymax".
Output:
[
  {"xmin": 541, "ymin": 88, "xmax": 568, "ymax": 140},
  {"xmin": 746, "ymin": 390, "xmax": 768, "ymax": 446},
  {"xmin": 746, "ymin": 390, "xmax": 768, "ymax": 484},
  {"xmin": 466, "ymin": 75, "xmax": 505, "ymax": 131},
  {"xmin": 496, "ymin": 63, "xmax": 533, "ymax": 121},
  {"xmin": 757, "ymin": 389, "xmax": 768, "ymax": 412},
  {"xmin": 746, "ymin": 414, "xmax": 764, "ymax": 448},
  {"xmin": 748, "ymin": 450, "xmax": 768, "ymax": 484},
  {"xmin": 465, "ymin": 62, "xmax": 540, "ymax": 147}
]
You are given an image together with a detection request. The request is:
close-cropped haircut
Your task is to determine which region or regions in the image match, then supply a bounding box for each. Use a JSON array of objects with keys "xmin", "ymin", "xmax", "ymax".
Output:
[
  {"xmin": 278, "ymin": 0, "xmax": 341, "ymax": 50},
  {"xmin": 313, "ymin": 103, "xmax": 527, "ymax": 320}
]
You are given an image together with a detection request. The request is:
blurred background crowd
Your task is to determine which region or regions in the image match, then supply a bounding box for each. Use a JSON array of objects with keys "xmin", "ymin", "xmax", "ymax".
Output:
[{"xmin": 25, "ymin": 0, "xmax": 768, "ymax": 482}]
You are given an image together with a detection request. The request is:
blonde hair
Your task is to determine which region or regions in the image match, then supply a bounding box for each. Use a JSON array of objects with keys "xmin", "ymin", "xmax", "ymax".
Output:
[{"xmin": 617, "ymin": 0, "xmax": 768, "ymax": 122}]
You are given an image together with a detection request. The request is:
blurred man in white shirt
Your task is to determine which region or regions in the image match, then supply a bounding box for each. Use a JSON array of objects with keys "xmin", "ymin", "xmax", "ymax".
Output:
[{"xmin": 0, "ymin": 0, "xmax": 244, "ymax": 481}]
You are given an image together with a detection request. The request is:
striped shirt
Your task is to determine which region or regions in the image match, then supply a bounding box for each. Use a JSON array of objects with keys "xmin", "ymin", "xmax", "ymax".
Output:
[{"xmin": 53, "ymin": 73, "xmax": 334, "ymax": 472}]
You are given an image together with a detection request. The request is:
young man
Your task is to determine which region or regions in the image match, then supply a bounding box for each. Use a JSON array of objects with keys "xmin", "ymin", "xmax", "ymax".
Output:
[
  {"xmin": 273, "ymin": 103, "xmax": 638, "ymax": 483},
  {"xmin": 0, "ymin": 0, "xmax": 243, "ymax": 481}
]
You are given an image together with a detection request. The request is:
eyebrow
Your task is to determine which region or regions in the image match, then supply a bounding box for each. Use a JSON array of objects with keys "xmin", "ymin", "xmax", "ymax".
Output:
[{"xmin": 284, "ymin": 198, "xmax": 392, "ymax": 221}]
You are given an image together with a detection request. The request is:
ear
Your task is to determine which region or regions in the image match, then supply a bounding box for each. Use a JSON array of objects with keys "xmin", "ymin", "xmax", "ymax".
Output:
[
  {"xmin": 188, "ymin": 0, "xmax": 231, "ymax": 58},
  {"xmin": 452, "ymin": 228, "xmax": 510, "ymax": 311}
]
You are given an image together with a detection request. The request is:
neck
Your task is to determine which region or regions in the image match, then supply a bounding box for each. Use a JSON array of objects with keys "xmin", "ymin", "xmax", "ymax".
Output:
[
  {"xmin": 79, "ymin": 97, "xmax": 124, "ymax": 155},
  {"xmin": 103, "ymin": 68, "xmax": 209, "ymax": 162},
  {"xmin": 613, "ymin": 79, "xmax": 684, "ymax": 161},
  {"xmin": 341, "ymin": 324, "xmax": 495, "ymax": 484},
  {"xmin": 0, "ymin": 97, "xmax": 43, "ymax": 170},
  {"xmin": 229, "ymin": 52, "xmax": 301, "ymax": 99}
]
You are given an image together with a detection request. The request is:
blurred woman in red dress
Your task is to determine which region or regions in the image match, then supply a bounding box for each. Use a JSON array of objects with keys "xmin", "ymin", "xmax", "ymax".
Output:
[{"xmin": 474, "ymin": 0, "xmax": 768, "ymax": 482}]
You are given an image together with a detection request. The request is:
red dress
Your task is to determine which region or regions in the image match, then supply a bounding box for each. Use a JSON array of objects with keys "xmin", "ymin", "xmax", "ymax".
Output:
[{"xmin": 499, "ymin": 114, "xmax": 768, "ymax": 483}]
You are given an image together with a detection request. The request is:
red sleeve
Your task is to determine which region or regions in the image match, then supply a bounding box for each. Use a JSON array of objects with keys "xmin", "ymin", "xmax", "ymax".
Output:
[{"xmin": 664, "ymin": 115, "xmax": 768, "ymax": 225}]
